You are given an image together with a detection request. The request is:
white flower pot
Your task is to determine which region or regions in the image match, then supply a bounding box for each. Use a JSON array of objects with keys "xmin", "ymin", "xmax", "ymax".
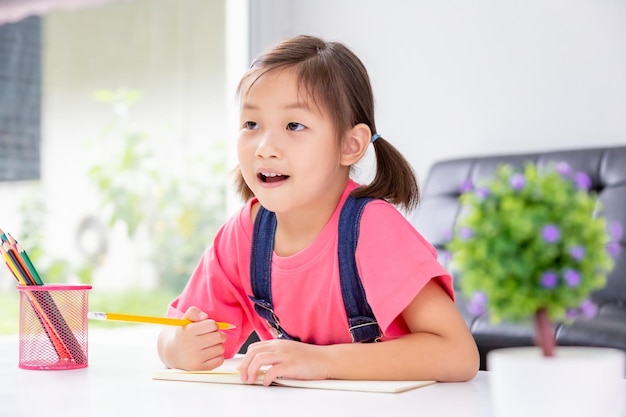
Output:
[{"xmin": 488, "ymin": 346, "xmax": 625, "ymax": 417}]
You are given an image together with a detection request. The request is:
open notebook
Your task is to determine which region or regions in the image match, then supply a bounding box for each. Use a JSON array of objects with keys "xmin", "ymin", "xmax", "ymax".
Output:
[{"xmin": 152, "ymin": 357, "xmax": 436, "ymax": 393}]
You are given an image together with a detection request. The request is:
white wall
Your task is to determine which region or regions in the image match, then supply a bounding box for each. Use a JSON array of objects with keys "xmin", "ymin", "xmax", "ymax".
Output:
[{"xmin": 248, "ymin": 0, "xmax": 626, "ymax": 185}]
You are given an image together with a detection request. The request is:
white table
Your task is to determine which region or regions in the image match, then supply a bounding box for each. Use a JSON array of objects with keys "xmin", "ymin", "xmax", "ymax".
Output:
[{"xmin": 0, "ymin": 326, "xmax": 619, "ymax": 417}]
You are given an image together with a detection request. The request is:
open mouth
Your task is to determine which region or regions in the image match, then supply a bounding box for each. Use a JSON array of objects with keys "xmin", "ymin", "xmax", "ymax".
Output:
[{"xmin": 258, "ymin": 172, "xmax": 290, "ymax": 183}]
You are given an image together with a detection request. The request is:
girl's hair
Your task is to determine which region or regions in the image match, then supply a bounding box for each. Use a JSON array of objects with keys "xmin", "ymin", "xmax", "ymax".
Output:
[{"xmin": 234, "ymin": 34, "xmax": 419, "ymax": 212}]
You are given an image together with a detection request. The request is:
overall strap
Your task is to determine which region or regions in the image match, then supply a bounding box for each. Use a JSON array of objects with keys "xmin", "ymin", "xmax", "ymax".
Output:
[
  {"xmin": 248, "ymin": 196, "xmax": 382, "ymax": 343},
  {"xmin": 338, "ymin": 196, "xmax": 383, "ymax": 343},
  {"xmin": 248, "ymin": 206, "xmax": 299, "ymax": 341}
]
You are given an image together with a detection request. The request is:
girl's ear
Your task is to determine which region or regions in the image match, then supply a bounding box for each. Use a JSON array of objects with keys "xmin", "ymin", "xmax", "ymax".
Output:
[{"xmin": 340, "ymin": 123, "xmax": 371, "ymax": 166}]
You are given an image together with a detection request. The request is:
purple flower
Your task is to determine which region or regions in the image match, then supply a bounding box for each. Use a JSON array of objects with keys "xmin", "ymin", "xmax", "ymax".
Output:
[
  {"xmin": 569, "ymin": 245, "xmax": 585, "ymax": 261},
  {"xmin": 566, "ymin": 308, "xmax": 579, "ymax": 320},
  {"xmin": 579, "ymin": 299, "xmax": 598, "ymax": 319},
  {"xmin": 459, "ymin": 227, "xmax": 474, "ymax": 240},
  {"xmin": 542, "ymin": 224, "xmax": 560, "ymax": 243},
  {"xmin": 563, "ymin": 269, "xmax": 581, "ymax": 287},
  {"xmin": 574, "ymin": 172, "xmax": 592, "ymax": 191},
  {"xmin": 540, "ymin": 271, "xmax": 558, "ymax": 288},
  {"xmin": 439, "ymin": 250, "xmax": 452, "ymax": 264},
  {"xmin": 567, "ymin": 300, "xmax": 598, "ymax": 320},
  {"xmin": 460, "ymin": 179, "xmax": 474, "ymax": 193},
  {"xmin": 555, "ymin": 161, "xmax": 573, "ymax": 177},
  {"xmin": 607, "ymin": 242, "xmax": 621, "ymax": 258},
  {"xmin": 467, "ymin": 292, "xmax": 487, "ymax": 316},
  {"xmin": 476, "ymin": 187, "xmax": 490, "ymax": 199},
  {"xmin": 609, "ymin": 223, "xmax": 623, "ymax": 241},
  {"xmin": 509, "ymin": 173, "xmax": 525, "ymax": 190},
  {"xmin": 442, "ymin": 229, "xmax": 453, "ymax": 242}
]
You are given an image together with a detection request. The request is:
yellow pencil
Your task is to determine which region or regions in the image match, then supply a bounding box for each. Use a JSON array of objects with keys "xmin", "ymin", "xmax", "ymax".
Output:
[
  {"xmin": 87, "ymin": 312, "xmax": 236, "ymax": 330},
  {"xmin": 1, "ymin": 242, "xmax": 27, "ymax": 284}
]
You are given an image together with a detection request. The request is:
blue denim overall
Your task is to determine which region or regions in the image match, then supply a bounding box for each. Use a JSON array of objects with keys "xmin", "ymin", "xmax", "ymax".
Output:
[{"xmin": 248, "ymin": 195, "xmax": 383, "ymax": 343}]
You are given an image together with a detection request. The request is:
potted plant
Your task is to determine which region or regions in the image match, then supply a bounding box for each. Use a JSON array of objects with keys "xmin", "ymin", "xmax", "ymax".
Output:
[{"xmin": 445, "ymin": 161, "xmax": 624, "ymax": 417}]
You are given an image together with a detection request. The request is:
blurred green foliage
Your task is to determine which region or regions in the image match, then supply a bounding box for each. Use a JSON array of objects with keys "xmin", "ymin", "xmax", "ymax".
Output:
[
  {"xmin": 18, "ymin": 184, "xmax": 94, "ymax": 285},
  {"xmin": 87, "ymin": 89, "xmax": 227, "ymax": 293}
]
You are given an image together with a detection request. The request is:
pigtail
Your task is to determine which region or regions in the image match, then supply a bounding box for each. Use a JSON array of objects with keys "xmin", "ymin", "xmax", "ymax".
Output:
[{"xmin": 351, "ymin": 136, "xmax": 420, "ymax": 212}]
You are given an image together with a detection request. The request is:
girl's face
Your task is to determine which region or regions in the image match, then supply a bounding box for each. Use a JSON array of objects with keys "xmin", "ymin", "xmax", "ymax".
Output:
[{"xmin": 237, "ymin": 69, "xmax": 350, "ymax": 217}]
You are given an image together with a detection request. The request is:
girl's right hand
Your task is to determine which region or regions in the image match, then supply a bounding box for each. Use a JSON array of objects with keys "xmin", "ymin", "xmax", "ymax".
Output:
[{"xmin": 157, "ymin": 306, "xmax": 227, "ymax": 371}]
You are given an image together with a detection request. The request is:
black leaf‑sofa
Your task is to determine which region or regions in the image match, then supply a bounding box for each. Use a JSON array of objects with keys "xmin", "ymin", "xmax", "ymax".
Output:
[{"xmin": 412, "ymin": 145, "xmax": 626, "ymax": 370}]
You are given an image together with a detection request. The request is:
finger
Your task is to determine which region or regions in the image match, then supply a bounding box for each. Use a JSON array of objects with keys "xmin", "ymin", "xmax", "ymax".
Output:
[
  {"xmin": 194, "ymin": 319, "xmax": 222, "ymax": 336},
  {"xmin": 261, "ymin": 364, "xmax": 285, "ymax": 386},
  {"xmin": 237, "ymin": 342, "xmax": 271, "ymax": 381},
  {"xmin": 237, "ymin": 352, "xmax": 253, "ymax": 382},
  {"xmin": 182, "ymin": 306, "xmax": 209, "ymax": 322},
  {"xmin": 183, "ymin": 319, "xmax": 222, "ymax": 337},
  {"xmin": 198, "ymin": 349, "xmax": 226, "ymax": 370},
  {"xmin": 238, "ymin": 340, "xmax": 287, "ymax": 381},
  {"xmin": 182, "ymin": 332, "xmax": 226, "ymax": 370},
  {"xmin": 200, "ymin": 333, "xmax": 227, "ymax": 354},
  {"xmin": 246, "ymin": 351, "xmax": 281, "ymax": 384}
]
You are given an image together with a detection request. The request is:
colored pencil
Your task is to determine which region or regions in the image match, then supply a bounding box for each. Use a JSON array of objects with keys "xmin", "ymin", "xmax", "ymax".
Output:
[
  {"xmin": 3, "ymin": 243, "xmax": 36, "ymax": 285},
  {"xmin": 7, "ymin": 233, "xmax": 44, "ymax": 285},
  {"xmin": 88, "ymin": 312, "xmax": 236, "ymax": 330}
]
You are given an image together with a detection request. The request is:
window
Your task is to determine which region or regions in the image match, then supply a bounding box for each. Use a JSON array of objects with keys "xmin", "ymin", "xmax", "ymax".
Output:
[{"xmin": 0, "ymin": 16, "xmax": 41, "ymax": 181}]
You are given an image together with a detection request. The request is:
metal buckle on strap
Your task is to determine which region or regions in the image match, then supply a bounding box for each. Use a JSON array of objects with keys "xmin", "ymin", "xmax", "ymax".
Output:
[
  {"xmin": 249, "ymin": 295, "xmax": 287, "ymax": 338},
  {"xmin": 348, "ymin": 321, "xmax": 382, "ymax": 343}
]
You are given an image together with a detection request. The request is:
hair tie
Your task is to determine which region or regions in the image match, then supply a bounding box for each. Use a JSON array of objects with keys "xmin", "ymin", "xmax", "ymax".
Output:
[{"xmin": 371, "ymin": 133, "xmax": 381, "ymax": 143}]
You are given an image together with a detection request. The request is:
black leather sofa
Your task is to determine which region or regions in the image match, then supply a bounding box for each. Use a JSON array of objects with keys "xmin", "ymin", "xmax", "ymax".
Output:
[{"xmin": 411, "ymin": 145, "xmax": 626, "ymax": 370}]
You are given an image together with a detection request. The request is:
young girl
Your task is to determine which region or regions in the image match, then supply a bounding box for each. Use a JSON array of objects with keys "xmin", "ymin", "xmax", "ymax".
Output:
[{"xmin": 157, "ymin": 34, "xmax": 479, "ymax": 385}]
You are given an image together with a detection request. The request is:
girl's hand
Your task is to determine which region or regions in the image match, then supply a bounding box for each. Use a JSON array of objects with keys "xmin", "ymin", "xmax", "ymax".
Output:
[
  {"xmin": 160, "ymin": 306, "xmax": 227, "ymax": 371},
  {"xmin": 238, "ymin": 339, "xmax": 329, "ymax": 386}
]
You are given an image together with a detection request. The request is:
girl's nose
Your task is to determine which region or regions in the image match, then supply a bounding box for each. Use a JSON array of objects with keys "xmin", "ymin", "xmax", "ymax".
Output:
[{"xmin": 255, "ymin": 132, "xmax": 281, "ymax": 158}]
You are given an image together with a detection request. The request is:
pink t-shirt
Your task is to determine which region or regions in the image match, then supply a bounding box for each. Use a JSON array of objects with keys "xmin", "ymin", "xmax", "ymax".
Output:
[{"xmin": 168, "ymin": 180, "xmax": 453, "ymax": 358}]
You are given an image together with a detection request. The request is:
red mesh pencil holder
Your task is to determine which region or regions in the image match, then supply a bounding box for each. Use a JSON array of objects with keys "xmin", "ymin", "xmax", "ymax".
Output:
[{"xmin": 17, "ymin": 284, "xmax": 92, "ymax": 370}]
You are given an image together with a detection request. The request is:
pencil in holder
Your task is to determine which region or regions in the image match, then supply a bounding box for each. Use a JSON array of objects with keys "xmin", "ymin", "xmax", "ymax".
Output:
[{"xmin": 17, "ymin": 284, "xmax": 92, "ymax": 370}]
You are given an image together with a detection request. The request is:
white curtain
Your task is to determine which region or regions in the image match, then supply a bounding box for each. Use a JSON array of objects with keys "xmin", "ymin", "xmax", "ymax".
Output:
[{"xmin": 0, "ymin": 0, "xmax": 118, "ymax": 25}]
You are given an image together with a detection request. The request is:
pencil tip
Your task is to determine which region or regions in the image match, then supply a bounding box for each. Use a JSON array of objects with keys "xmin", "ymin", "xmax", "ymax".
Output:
[{"xmin": 87, "ymin": 312, "xmax": 105, "ymax": 320}]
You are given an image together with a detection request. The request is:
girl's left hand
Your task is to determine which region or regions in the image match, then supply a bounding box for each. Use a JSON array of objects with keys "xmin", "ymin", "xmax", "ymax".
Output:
[{"xmin": 238, "ymin": 339, "xmax": 329, "ymax": 386}]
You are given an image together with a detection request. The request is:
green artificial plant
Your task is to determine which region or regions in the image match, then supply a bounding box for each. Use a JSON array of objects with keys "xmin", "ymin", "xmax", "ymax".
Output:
[{"xmin": 446, "ymin": 161, "xmax": 619, "ymax": 357}]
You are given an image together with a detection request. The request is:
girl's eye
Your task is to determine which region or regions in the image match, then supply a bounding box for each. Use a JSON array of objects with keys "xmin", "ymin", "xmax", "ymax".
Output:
[
  {"xmin": 244, "ymin": 121, "xmax": 258, "ymax": 130},
  {"xmin": 287, "ymin": 122, "xmax": 305, "ymax": 132}
]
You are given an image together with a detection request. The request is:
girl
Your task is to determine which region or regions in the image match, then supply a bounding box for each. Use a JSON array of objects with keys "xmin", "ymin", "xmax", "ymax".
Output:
[{"xmin": 157, "ymin": 34, "xmax": 479, "ymax": 385}]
